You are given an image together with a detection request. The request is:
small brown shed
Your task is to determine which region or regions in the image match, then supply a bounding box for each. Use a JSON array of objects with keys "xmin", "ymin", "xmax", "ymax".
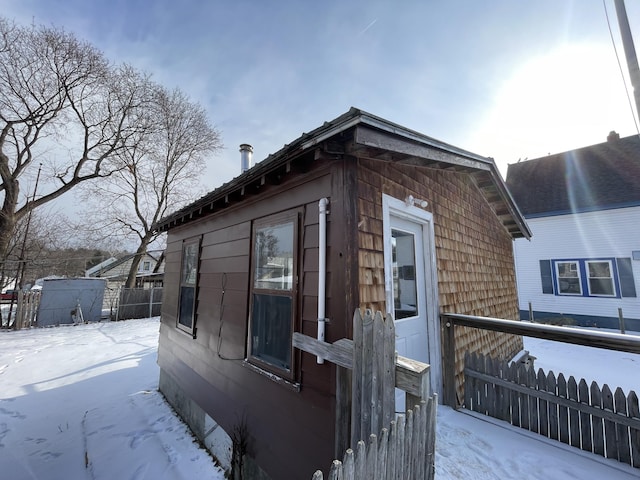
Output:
[{"xmin": 154, "ymin": 108, "xmax": 531, "ymax": 479}]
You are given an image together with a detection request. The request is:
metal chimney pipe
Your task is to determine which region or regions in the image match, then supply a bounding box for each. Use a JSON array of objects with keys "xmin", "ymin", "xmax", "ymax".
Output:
[{"xmin": 240, "ymin": 144, "xmax": 253, "ymax": 173}]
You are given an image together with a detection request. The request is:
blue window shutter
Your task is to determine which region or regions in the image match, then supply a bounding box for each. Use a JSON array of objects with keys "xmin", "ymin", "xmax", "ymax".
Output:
[
  {"xmin": 616, "ymin": 258, "xmax": 636, "ymax": 297},
  {"xmin": 540, "ymin": 260, "xmax": 554, "ymax": 294}
]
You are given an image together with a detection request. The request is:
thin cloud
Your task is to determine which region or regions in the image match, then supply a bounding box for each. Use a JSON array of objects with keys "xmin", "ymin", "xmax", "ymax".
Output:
[{"xmin": 360, "ymin": 18, "xmax": 378, "ymax": 35}]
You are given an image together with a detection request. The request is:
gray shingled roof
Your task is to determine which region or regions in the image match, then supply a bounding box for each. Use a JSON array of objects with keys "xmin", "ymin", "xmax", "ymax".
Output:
[
  {"xmin": 506, "ymin": 134, "xmax": 640, "ymax": 217},
  {"xmin": 155, "ymin": 107, "xmax": 531, "ymax": 238}
]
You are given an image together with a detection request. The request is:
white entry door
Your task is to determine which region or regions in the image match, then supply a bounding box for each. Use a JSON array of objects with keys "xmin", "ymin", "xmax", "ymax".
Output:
[
  {"xmin": 390, "ymin": 216, "xmax": 429, "ymax": 366},
  {"xmin": 383, "ymin": 194, "xmax": 440, "ymax": 413}
]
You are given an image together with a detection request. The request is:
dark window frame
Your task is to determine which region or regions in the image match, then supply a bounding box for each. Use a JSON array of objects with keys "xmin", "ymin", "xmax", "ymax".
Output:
[
  {"xmin": 177, "ymin": 237, "xmax": 201, "ymax": 336},
  {"xmin": 247, "ymin": 209, "xmax": 301, "ymax": 380}
]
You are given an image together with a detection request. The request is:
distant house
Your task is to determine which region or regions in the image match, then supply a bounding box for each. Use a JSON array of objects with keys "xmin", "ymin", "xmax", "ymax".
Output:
[
  {"xmin": 506, "ymin": 132, "xmax": 640, "ymax": 331},
  {"xmin": 84, "ymin": 257, "xmax": 118, "ymax": 277},
  {"xmin": 88, "ymin": 252, "xmax": 163, "ymax": 281},
  {"xmin": 154, "ymin": 108, "xmax": 531, "ymax": 479},
  {"xmin": 87, "ymin": 251, "xmax": 164, "ymax": 309}
]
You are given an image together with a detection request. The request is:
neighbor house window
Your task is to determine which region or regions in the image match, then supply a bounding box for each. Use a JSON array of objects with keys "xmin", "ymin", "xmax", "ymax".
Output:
[
  {"xmin": 248, "ymin": 210, "xmax": 299, "ymax": 377},
  {"xmin": 142, "ymin": 261, "xmax": 151, "ymax": 272},
  {"xmin": 540, "ymin": 258, "xmax": 636, "ymax": 298},
  {"xmin": 556, "ymin": 261, "xmax": 581, "ymax": 295},
  {"xmin": 586, "ymin": 260, "xmax": 615, "ymax": 296},
  {"xmin": 177, "ymin": 239, "xmax": 200, "ymax": 333}
]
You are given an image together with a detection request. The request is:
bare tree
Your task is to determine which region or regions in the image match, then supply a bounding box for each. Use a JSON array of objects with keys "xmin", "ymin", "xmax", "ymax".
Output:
[
  {"xmin": 0, "ymin": 207, "xmax": 73, "ymax": 290},
  {"xmin": 81, "ymin": 85, "xmax": 222, "ymax": 287},
  {"xmin": 0, "ymin": 17, "xmax": 152, "ymax": 266}
]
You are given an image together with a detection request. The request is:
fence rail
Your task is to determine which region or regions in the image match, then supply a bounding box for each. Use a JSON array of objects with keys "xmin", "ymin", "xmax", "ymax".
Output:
[
  {"xmin": 295, "ymin": 309, "xmax": 436, "ymax": 480},
  {"xmin": 441, "ymin": 313, "xmax": 640, "ymax": 407},
  {"xmin": 464, "ymin": 351, "xmax": 640, "ymax": 468}
]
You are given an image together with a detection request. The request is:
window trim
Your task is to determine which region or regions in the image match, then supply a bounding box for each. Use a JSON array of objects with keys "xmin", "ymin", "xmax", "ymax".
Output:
[
  {"xmin": 544, "ymin": 257, "xmax": 630, "ymax": 299},
  {"xmin": 585, "ymin": 260, "xmax": 616, "ymax": 297},
  {"xmin": 176, "ymin": 237, "xmax": 201, "ymax": 336},
  {"xmin": 554, "ymin": 260, "xmax": 582, "ymax": 296},
  {"xmin": 247, "ymin": 209, "xmax": 301, "ymax": 380}
]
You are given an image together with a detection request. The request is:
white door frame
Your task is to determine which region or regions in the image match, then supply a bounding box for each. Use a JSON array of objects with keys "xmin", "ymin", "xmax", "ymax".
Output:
[{"xmin": 382, "ymin": 193, "xmax": 441, "ymax": 396}]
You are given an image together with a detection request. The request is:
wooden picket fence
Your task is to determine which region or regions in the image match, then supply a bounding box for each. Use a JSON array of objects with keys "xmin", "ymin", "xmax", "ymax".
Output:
[
  {"xmin": 464, "ymin": 351, "xmax": 640, "ymax": 468},
  {"xmin": 2, "ymin": 291, "xmax": 41, "ymax": 329},
  {"xmin": 295, "ymin": 309, "xmax": 436, "ymax": 480},
  {"xmin": 311, "ymin": 397, "xmax": 437, "ymax": 480}
]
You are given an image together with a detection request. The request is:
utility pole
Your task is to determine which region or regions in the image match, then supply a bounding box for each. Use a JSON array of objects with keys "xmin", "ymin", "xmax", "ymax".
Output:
[{"xmin": 614, "ymin": 0, "xmax": 640, "ymax": 123}]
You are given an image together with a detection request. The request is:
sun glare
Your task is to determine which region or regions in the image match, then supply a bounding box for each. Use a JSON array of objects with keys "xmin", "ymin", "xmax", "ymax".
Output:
[{"xmin": 468, "ymin": 44, "xmax": 638, "ymax": 176}]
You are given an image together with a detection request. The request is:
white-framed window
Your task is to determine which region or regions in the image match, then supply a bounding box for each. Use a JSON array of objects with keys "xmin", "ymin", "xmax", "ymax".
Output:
[
  {"xmin": 555, "ymin": 261, "xmax": 582, "ymax": 295},
  {"xmin": 541, "ymin": 257, "xmax": 636, "ymax": 299},
  {"xmin": 586, "ymin": 260, "xmax": 615, "ymax": 297}
]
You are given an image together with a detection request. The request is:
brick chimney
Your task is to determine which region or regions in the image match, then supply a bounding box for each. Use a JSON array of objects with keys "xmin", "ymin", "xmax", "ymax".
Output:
[{"xmin": 607, "ymin": 130, "xmax": 620, "ymax": 142}]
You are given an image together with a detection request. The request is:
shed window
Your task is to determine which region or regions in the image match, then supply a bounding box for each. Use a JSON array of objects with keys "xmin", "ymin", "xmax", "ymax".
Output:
[
  {"xmin": 248, "ymin": 211, "xmax": 299, "ymax": 376},
  {"xmin": 177, "ymin": 239, "xmax": 200, "ymax": 334}
]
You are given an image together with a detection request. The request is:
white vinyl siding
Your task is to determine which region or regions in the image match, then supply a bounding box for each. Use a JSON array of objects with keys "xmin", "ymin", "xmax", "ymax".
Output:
[{"xmin": 513, "ymin": 206, "xmax": 640, "ymax": 320}]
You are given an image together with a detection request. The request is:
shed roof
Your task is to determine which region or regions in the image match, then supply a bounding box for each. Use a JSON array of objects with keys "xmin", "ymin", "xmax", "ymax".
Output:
[
  {"xmin": 155, "ymin": 107, "xmax": 531, "ymax": 239},
  {"xmin": 505, "ymin": 134, "xmax": 640, "ymax": 218}
]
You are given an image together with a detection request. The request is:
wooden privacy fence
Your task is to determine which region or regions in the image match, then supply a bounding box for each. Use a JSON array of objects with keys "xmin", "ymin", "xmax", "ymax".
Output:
[
  {"xmin": 464, "ymin": 351, "xmax": 640, "ymax": 468},
  {"xmin": 293, "ymin": 309, "xmax": 436, "ymax": 480},
  {"xmin": 116, "ymin": 287, "xmax": 163, "ymax": 320}
]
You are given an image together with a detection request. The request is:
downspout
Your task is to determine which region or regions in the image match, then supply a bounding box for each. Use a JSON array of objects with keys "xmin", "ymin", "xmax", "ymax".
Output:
[{"xmin": 317, "ymin": 198, "xmax": 329, "ymax": 364}]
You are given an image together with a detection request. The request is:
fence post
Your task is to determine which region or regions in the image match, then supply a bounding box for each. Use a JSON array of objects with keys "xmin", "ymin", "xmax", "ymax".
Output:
[
  {"xmin": 528, "ymin": 302, "xmax": 534, "ymax": 322},
  {"xmin": 15, "ymin": 291, "xmax": 24, "ymax": 330},
  {"xmin": 116, "ymin": 286, "xmax": 121, "ymax": 321},
  {"xmin": 442, "ymin": 315, "xmax": 457, "ymax": 408},
  {"xmin": 149, "ymin": 287, "xmax": 154, "ymax": 318},
  {"xmin": 618, "ymin": 308, "xmax": 625, "ymax": 335}
]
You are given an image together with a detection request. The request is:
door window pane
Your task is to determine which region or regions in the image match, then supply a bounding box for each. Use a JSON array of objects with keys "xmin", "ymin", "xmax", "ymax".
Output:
[{"xmin": 392, "ymin": 229, "xmax": 418, "ymax": 319}]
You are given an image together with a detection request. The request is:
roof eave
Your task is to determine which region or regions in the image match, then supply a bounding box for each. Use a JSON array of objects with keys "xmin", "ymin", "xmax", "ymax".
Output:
[{"xmin": 155, "ymin": 107, "xmax": 531, "ymax": 239}]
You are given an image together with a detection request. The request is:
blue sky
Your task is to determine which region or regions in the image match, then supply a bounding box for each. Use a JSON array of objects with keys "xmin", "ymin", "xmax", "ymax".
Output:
[{"xmin": 2, "ymin": 0, "xmax": 640, "ymax": 193}]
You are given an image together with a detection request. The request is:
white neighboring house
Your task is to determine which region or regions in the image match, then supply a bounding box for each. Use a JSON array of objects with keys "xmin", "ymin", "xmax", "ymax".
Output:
[
  {"xmin": 506, "ymin": 132, "xmax": 640, "ymax": 331},
  {"xmin": 87, "ymin": 251, "xmax": 164, "ymax": 310}
]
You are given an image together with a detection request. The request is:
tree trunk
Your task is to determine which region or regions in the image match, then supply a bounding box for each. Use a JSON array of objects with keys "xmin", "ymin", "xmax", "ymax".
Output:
[
  {"xmin": 0, "ymin": 173, "xmax": 20, "ymax": 262},
  {"xmin": 124, "ymin": 238, "xmax": 151, "ymax": 288}
]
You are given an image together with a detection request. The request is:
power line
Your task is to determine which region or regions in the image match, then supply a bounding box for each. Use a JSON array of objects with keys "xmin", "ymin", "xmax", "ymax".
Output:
[{"xmin": 603, "ymin": 0, "xmax": 640, "ymax": 134}]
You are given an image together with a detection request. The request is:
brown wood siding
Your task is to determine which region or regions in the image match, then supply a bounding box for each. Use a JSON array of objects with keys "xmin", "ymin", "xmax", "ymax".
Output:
[
  {"xmin": 158, "ymin": 161, "xmax": 352, "ymax": 479},
  {"xmin": 356, "ymin": 158, "xmax": 523, "ymax": 400}
]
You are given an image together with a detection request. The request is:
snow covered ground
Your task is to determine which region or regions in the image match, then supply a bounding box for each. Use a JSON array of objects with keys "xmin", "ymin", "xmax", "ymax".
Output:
[{"xmin": 0, "ymin": 317, "xmax": 638, "ymax": 479}]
